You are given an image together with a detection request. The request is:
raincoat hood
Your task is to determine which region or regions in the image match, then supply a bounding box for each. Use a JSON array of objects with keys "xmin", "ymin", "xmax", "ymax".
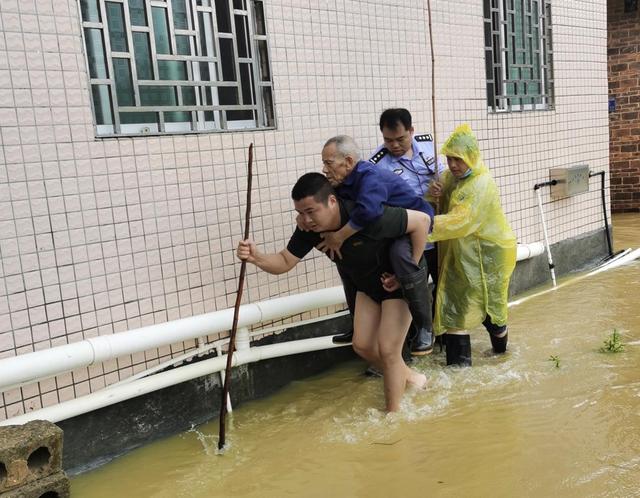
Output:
[{"xmin": 440, "ymin": 124, "xmax": 485, "ymax": 173}]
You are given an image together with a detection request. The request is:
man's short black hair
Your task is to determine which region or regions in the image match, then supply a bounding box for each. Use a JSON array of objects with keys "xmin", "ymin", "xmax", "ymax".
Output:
[
  {"xmin": 379, "ymin": 108, "xmax": 412, "ymax": 131},
  {"xmin": 291, "ymin": 173, "xmax": 335, "ymax": 204}
]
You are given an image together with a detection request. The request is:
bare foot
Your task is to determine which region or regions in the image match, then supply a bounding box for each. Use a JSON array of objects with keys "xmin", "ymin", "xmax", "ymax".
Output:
[{"xmin": 406, "ymin": 371, "xmax": 427, "ymax": 390}]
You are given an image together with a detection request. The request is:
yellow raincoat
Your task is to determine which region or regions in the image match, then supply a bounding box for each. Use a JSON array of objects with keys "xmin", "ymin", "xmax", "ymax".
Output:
[{"xmin": 427, "ymin": 125, "xmax": 516, "ymax": 334}]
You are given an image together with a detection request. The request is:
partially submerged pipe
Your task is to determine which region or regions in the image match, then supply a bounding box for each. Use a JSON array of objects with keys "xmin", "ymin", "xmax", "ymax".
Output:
[
  {"xmin": 0, "ymin": 287, "xmax": 346, "ymax": 392},
  {"xmin": 509, "ymin": 247, "xmax": 640, "ymax": 308},
  {"xmin": 0, "ymin": 336, "xmax": 348, "ymax": 426}
]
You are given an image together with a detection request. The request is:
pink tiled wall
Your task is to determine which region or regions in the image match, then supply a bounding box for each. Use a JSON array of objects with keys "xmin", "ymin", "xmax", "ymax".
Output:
[{"xmin": 0, "ymin": 0, "xmax": 609, "ymax": 420}]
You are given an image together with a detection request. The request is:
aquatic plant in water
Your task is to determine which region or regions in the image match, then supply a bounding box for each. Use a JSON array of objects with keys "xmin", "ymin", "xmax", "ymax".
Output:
[
  {"xmin": 599, "ymin": 329, "xmax": 625, "ymax": 353},
  {"xmin": 548, "ymin": 355, "xmax": 560, "ymax": 368}
]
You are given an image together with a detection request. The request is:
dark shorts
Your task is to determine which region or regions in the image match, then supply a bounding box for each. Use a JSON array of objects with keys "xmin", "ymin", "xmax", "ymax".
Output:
[{"xmin": 356, "ymin": 280, "xmax": 403, "ymax": 304}]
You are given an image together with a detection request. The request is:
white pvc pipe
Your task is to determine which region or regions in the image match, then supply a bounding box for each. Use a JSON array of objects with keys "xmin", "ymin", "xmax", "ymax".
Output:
[
  {"xmin": 509, "ymin": 247, "xmax": 640, "ymax": 308},
  {"xmin": 0, "ymin": 335, "xmax": 347, "ymax": 426},
  {"xmin": 536, "ymin": 188, "xmax": 557, "ymax": 287},
  {"xmin": 587, "ymin": 247, "xmax": 640, "ymax": 276},
  {"xmin": 0, "ymin": 287, "xmax": 346, "ymax": 392},
  {"xmin": 516, "ymin": 242, "xmax": 544, "ymax": 261}
]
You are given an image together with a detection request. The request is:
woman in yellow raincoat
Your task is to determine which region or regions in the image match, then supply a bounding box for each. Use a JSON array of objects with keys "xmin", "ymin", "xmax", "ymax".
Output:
[{"xmin": 427, "ymin": 124, "xmax": 516, "ymax": 366}]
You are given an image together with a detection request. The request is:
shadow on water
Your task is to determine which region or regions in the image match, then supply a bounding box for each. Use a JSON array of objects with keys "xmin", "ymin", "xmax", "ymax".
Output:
[{"xmin": 72, "ymin": 215, "xmax": 640, "ymax": 498}]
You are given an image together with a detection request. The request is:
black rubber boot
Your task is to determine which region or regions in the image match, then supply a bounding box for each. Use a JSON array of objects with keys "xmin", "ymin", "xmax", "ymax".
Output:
[
  {"xmin": 445, "ymin": 334, "xmax": 472, "ymax": 367},
  {"xmin": 482, "ymin": 316, "xmax": 508, "ymax": 354},
  {"xmin": 332, "ymin": 330, "xmax": 353, "ymax": 344},
  {"xmin": 489, "ymin": 329, "xmax": 508, "ymax": 354},
  {"xmin": 397, "ymin": 269, "xmax": 434, "ymax": 356}
]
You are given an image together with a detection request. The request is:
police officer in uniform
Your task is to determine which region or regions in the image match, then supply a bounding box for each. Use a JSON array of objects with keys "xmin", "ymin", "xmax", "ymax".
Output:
[{"xmin": 370, "ymin": 108, "xmax": 445, "ymax": 353}]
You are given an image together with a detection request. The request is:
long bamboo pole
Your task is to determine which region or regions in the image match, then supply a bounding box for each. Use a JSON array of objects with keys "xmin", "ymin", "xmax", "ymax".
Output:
[
  {"xmin": 218, "ymin": 142, "xmax": 254, "ymax": 451},
  {"xmin": 426, "ymin": 0, "xmax": 439, "ymax": 182}
]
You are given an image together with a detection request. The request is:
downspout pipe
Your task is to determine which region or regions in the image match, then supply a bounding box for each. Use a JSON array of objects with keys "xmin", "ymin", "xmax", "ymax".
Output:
[
  {"xmin": 0, "ymin": 287, "xmax": 346, "ymax": 392},
  {"xmin": 534, "ymin": 180, "xmax": 558, "ymax": 287},
  {"xmin": 589, "ymin": 170, "xmax": 614, "ymax": 258}
]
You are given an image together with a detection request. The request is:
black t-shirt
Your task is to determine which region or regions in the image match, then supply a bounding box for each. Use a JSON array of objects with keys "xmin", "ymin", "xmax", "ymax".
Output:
[{"xmin": 286, "ymin": 200, "xmax": 407, "ymax": 298}]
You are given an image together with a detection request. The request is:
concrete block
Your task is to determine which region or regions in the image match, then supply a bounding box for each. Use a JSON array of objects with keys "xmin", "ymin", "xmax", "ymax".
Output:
[
  {"xmin": 0, "ymin": 471, "xmax": 70, "ymax": 498},
  {"xmin": 0, "ymin": 420, "xmax": 62, "ymax": 493}
]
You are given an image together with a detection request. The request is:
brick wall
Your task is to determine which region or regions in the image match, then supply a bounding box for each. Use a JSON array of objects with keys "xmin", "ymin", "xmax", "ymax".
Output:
[{"xmin": 608, "ymin": 0, "xmax": 640, "ymax": 212}]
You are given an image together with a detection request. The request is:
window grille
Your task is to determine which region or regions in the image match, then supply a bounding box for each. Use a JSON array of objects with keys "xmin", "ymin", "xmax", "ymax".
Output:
[
  {"xmin": 79, "ymin": 0, "xmax": 275, "ymax": 136},
  {"xmin": 484, "ymin": 0, "xmax": 554, "ymax": 112}
]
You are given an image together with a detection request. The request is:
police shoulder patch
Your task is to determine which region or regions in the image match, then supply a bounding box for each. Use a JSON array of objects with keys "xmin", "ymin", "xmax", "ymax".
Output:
[
  {"xmin": 414, "ymin": 133, "xmax": 433, "ymax": 142},
  {"xmin": 369, "ymin": 147, "xmax": 389, "ymax": 164}
]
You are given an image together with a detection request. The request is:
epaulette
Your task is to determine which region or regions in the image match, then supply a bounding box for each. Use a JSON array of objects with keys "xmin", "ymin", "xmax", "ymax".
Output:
[
  {"xmin": 369, "ymin": 147, "xmax": 389, "ymax": 164},
  {"xmin": 414, "ymin": 134, "xmax": 433, "ymax": 142}
]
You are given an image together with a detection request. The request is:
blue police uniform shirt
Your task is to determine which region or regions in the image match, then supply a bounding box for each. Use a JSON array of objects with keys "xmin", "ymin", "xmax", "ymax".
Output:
[
  {"xmin": 336, "ymin": 160, "xmax": 434, "ymax": 231},
  {"xmin": 369, "ymin": 134, "xmax": 446, "ymax": 197}
]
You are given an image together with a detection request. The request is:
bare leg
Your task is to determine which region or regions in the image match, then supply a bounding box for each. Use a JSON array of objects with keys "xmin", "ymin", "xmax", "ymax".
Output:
[
  {"xmin": 376, "ymin": 299, "xmax": 421, "ymax": 411},
  {"xmin": 352, "ymin": 292, "xmax": 382, "ymax": 368}
]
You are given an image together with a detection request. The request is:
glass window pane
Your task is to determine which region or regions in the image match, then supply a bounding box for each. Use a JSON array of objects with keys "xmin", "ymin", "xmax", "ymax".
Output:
[
  {"xmin": 176, "ymin": 35, "xmax": 192, "ymax": 55},
  {"xmin": 80, "ymin": 0, "xmax": 101, "ymax": 22},
  {"xmin": 120, "ymin": 112, "xmax": 158, "ymax": 124},
  {"xmin": 233, "ymin": 0, "xmax": 244, "ymax": 9},
  {"xmin": 182, "ymin": 87, "xmax": 196, "ymax": 105},
  {"xmin": 113, "ymin": 58, "xmax": 135, "ymax": 106},
  {"xmin": 254, "ymin": 1, "xmax": 266, "ymax": 36},
  {"xmin": 92, "ymin": 85, "xmax": 113, "ymax": 124},
  {"xmin": 218, "ymin": 86, "xmax": 238, "ymax": 105},
  {"xmin": 198, "ymin": 61, "xmax": 213, "ymax": 81},
  {"xmin": 106, "ymin": 2, "xmax": 128, "ymax": 52},
  {"xmin": 219, "ymin": 38, "xmax": 236, "ymax": 81},
  {"xmin": 84, "ymin": 29, "xmax": 108, "ymax": 79},
  {"xmin": 227, "ymin": 109, "xmax": 253, "ymax": 121},
  {"xmin": 129, "ymin": 0, "xmax": 147, "ymax": 26},
  {"xmin": 158, "ymin": 60, "xmax": 187, "ymax": 80},
  {"xmin": 215, "ymin": 0, "xmax": 232, "ymax": 32},
  {"xmin": 172, "ymin": 0, "xmax": 189, "ymax": 29},
  {"xmin": 239, "ymin": 63, "xmax": 254, "ymax": 104},
  {"xmin": 235, "ymin": 15, "xmax": 250, "ymax": 58},
  {"xmin": 198, "ymin": 12, "xmax": 215, "ymax": 57},
  {"xmin": 257, "ymin": 40, "xmax": 270, "ymax": 81},
  {"xmin": 165, "ymin": 111, "xmax": 191, "ymax": 122},
  {"xmin": 152, "ymin": 7, "xmax": 171, "ymax": 55},
  {"xmin": 262, "ymin": 86, "xmax": 274, "ymax": 126},
  {"xmin": 140, "ymin": 86, "xmax": 177, "ymax": 106},
  {"xmin": 133, "ymin": 32, "xmax": 153, "ymax": 80}
]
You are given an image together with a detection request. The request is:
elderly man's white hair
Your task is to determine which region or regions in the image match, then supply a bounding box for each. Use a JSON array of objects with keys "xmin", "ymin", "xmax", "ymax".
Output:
[{"xmin": 324, "ymin": 135, "xmax": 361, "ymax": 161}]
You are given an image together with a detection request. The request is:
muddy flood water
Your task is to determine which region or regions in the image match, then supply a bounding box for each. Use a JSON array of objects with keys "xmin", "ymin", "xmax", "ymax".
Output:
[{"xmin": 73, "ymin": 214, "xmax": 640, "ymax": 497}]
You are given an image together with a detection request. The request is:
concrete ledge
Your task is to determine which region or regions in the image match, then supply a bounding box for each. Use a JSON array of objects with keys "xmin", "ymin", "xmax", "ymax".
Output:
[
  {"xmin": 509, "ymin": 227, "xmax": 610, "ymax": 296},
  {"xmin": 59, "ymin": 314, "xmax": 354, "ymax": 475}
]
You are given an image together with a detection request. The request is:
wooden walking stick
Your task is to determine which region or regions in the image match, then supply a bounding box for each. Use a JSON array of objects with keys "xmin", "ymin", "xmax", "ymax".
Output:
[{"xmin": 218, "ymin": 142, "xmax": 254, "ymax": 451}]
